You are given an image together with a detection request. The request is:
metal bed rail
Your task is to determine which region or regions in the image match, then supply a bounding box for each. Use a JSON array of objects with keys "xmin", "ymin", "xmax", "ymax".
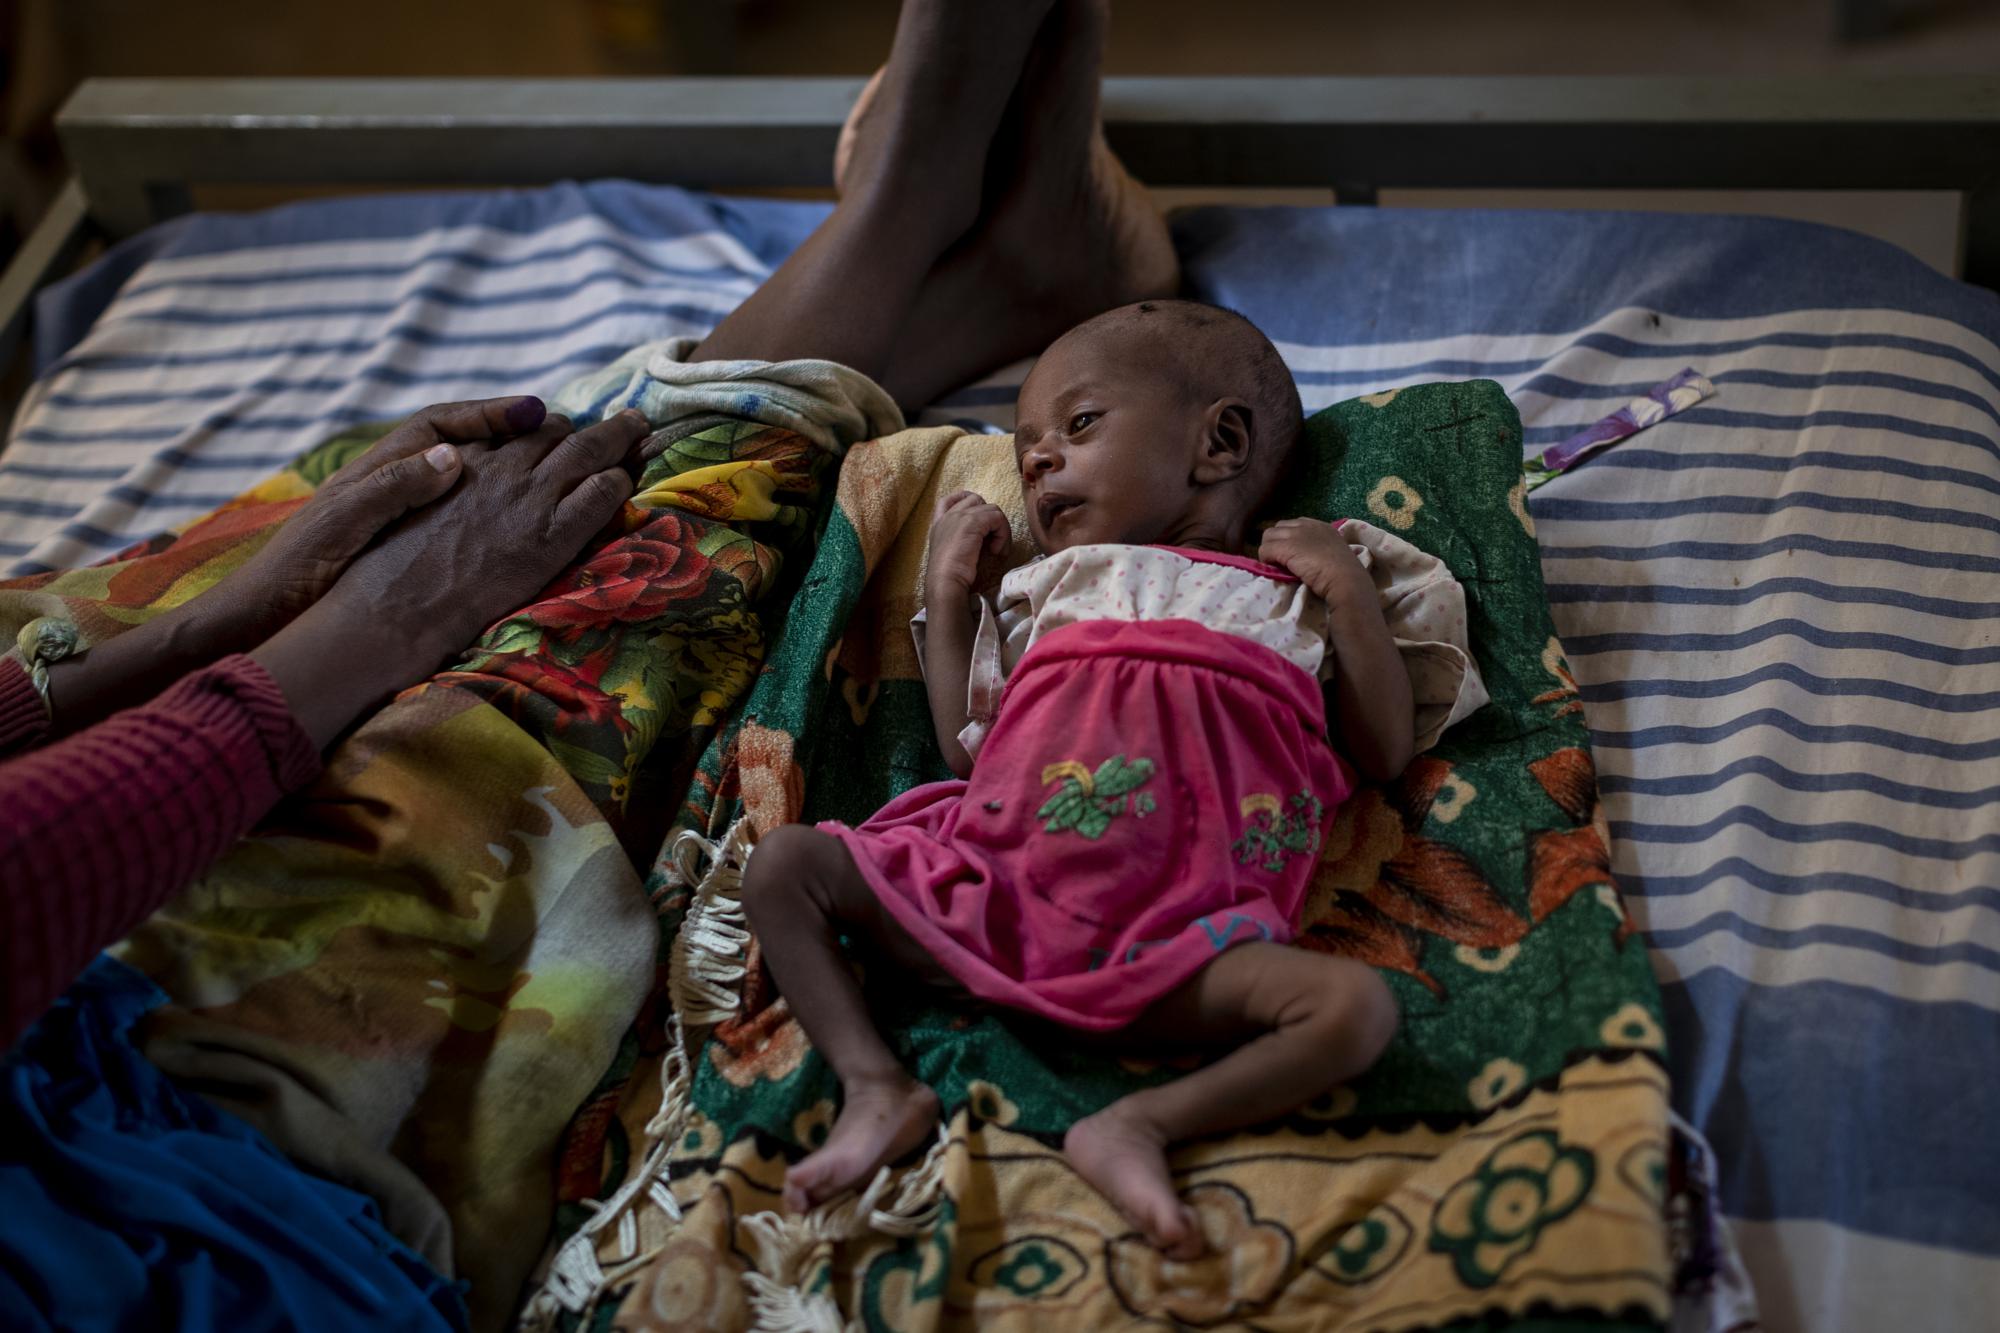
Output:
[{"xmin": 4, "ymin": 73, "xmax": 1998, "ymax": 376}]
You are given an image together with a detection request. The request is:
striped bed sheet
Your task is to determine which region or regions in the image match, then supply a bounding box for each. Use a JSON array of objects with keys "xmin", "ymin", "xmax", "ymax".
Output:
[{"xmin": 5, "ymin": 183, "xmax": 1997, "ymax": 1333}]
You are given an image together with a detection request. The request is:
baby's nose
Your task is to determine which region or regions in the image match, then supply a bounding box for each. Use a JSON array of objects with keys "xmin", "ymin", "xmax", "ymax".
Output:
[{"xmin": 1021, "ymin": 441, "xmax": 1060, "ymax": 476}]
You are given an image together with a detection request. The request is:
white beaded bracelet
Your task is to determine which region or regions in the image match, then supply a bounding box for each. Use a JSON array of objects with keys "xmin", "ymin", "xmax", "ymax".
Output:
[{"xmin": 14, "ymin": 617, "xmax": 83, "ymax": 717}]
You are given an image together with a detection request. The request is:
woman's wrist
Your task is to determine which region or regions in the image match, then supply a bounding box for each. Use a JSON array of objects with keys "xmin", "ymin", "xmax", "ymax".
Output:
[
  {"xmin": 40, "ymin": 592, "xmax": 255, "ymax": 737},
  {"xmin": 249, "ymin": 596, "xmax": 459, "ymax": 752}
]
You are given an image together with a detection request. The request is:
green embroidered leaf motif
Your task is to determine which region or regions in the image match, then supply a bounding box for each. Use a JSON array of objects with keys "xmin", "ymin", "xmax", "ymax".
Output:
[
  {"xmin": 1037, "ymin": 755, "xmax": 1156, "ymax": 838},
  {"xmin": 1073, "ymin": 806, "xmax": 1113, "ymax": 840},
  {"xmin": 1232, "ymin": 789, "xmax": 1327, "ymax": 873},
  {"xmin": 1037, "ymin": 784, "xmax": 1089, "ymax": 832},
  {"xmin": 1091, "ymin": 756, "xmax": 1155, "ymax": 799}
]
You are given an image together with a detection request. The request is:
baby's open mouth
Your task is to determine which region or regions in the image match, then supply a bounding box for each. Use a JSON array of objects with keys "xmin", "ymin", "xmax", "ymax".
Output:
[{"xmin": 1037, "ymin": 493, "xmax": 1083, "ymax": 529}]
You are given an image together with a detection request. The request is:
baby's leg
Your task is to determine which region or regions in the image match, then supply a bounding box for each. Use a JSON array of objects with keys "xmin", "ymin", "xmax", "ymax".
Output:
[
  {"xmin": 740, "ymin": 824, "xmax": 949, "ymax": 1212},
  {"xmin": 1064, "ymin": 944, "xmax": 1398, "ymax": 1259}
]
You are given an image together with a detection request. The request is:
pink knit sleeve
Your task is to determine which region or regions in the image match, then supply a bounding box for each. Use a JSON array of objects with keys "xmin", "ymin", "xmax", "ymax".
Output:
[{"xmin": 0, "ymin": 654, "xmax": 321, "ymax": 1047}]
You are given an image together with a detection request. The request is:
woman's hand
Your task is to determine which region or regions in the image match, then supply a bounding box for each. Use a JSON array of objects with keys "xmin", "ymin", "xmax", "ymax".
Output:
[
  {"xmin": 251, "ymin": 409, "xmax": 653, "ymax": 749},
  {"xmin": 39, "ymin": 396, "xmax": 549, "ymax": 736},
  {"xmin": 204, "ymin": 396, "xmax": 551, "ymax": 648},
  {"xmin": 1258, "ymin": 518, "xmax": 1375, "ymax": 610},
  {"xmin": 924, "ymin": 490, "xmax": 1011, "ymax": 606}
]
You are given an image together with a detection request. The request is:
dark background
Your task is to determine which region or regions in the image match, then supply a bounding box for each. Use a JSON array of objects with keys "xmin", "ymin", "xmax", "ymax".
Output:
[{"xmin": 4, "ymin": 0, "xmax": 1997, "ymax": 275}]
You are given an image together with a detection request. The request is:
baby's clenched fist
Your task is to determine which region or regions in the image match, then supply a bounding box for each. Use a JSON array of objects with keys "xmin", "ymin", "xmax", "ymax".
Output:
[
  {"xmin": 926, "ymin": 490, "xmax": 1012, "ymax": 602},
  {"xmin": 1258, "ymin": 518, "xmax": 1374, "ymax": 610}
]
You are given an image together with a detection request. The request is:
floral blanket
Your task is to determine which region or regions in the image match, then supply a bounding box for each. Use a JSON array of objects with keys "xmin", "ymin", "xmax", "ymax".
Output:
[
  {"xmin": 536, "ymin": 381, "xmax": 1674, "ymax": 1332},
  {"xmin": 0, "ymin": 409, "xmax": 832, "ymax": 1332}
]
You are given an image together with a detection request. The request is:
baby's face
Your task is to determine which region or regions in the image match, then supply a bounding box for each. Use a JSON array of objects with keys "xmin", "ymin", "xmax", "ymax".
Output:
[{"xmin": 1013, "ymin": 324, "xmax": 1208, "ymax": 552}]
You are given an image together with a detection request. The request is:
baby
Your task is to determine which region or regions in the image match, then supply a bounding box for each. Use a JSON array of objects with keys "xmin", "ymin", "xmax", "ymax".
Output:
[{"xmin": 742, "ymin": 299, "xmax": 1414, "ymax": 1259}]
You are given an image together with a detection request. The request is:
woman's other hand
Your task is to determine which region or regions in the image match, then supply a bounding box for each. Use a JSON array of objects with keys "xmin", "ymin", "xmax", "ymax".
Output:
[
  {"xmin": 37, "ymin": 396, "xmax": 549, "ymax": 736},
  {"xmin": 207, "ymin": 395, "xmax": 551, "ymax": 646},
  {"xmin": 251, "ymin": 410, "xmax": 652, "ymax": 749}
]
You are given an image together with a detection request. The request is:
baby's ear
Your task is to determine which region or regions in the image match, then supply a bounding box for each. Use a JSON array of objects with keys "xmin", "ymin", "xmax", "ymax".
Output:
[{"xmin": 1192, "ymin": 398, "xmax": 1255, "ymax": 485}]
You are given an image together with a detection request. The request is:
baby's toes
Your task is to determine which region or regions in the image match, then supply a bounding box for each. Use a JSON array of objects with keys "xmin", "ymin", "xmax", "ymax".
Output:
[
  {"xmin": 1158, "ymin": 1203, "xmax": 1206, "ymax": 1260},
  {"xmin": 784, "ymin": 1161, "xmax": 835, "ymax": 1213}
]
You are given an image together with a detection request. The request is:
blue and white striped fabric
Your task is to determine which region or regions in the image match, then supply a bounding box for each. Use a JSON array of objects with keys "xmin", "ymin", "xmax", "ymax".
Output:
[
  {"xmin": 1172, "ymin": 206, "xmax": 2000, "ymax": 1333},
  {"xmin": 2, "ymin": 185, "xmax": 818, "ymax": 572},
  {"xmin": 5, "ymin": 185, "xmax": 1997, "ymax": 1333}
]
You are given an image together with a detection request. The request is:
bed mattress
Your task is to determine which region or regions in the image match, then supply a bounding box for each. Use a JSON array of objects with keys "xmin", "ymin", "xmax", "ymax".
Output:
[{"xmin": 5, "ymin": 182, "xmax": 1996, "ymax": 1333}]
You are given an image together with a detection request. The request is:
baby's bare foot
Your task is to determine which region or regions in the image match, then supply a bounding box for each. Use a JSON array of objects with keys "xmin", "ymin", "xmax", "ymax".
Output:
[
  {"xmin": 1065, "ymin": 1105, "xmax": 1204, "ymax": 1260},
  {"xmin": 783, "ymin": 1075, "xmax": 941, "ymax": 1214}
]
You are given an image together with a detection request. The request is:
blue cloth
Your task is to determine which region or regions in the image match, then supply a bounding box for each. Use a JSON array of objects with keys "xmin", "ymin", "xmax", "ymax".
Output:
[{"xmin": 0, "ymin": 957, "xmax": 466, "ymax": 1332}]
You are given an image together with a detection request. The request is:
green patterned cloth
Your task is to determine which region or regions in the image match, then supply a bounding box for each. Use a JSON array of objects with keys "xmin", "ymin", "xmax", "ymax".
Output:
[{"xmin": 539, "ymin": 381, "xmax": 1673, "ymax": 1332}]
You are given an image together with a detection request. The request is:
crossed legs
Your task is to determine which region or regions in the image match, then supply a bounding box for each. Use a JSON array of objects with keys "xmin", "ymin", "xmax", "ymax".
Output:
[
  {"xmin": 741, "ymin": 824, "xmax": 1400, "ymax": 1257},
  {"xmin": 692, "ymin": 0, "xmax": 1178, "ymax": 415},
  {"xmin": 1064, "ymin": 943, "xmax": 1398, "ymax": 1257}
]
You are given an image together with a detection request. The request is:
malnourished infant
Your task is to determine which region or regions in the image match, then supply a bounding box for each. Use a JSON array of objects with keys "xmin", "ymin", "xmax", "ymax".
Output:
[{"xmin": 744, "ymin": 299, "xmax": 1481, "ymax": 1257}]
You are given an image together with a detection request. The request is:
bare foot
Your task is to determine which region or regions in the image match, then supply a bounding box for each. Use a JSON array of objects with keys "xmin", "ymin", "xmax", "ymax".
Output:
[
  {"xmin": 1065, "ymin": 1105, "xmax": 1204, "ymax": 1259},
  {"xmin": 784, "ymin": 1075, "xmax": 941, "ymax": 1213},
  {"xmin": 836, "ymin": 0, "xmax": 1057, "ymax": 227},
  {"xmin": 842, "ymin": 0, "xmax": 1183, "ymax": 411}
]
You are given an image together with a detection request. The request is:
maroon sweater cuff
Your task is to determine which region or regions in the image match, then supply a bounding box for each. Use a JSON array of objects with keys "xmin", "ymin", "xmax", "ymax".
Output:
[
  {"xmin": 0, "ymin": 656, "xmax": 51, "ymax": 757},
  {"xmin": 1, "ymin": 654, "xmax": 322, "ymax": 1047}
]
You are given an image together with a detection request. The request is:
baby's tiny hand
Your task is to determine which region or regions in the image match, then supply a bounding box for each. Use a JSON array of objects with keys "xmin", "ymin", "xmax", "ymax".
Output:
[
  {"xmin": 1259, "ymin": 518, "xmax": 1373, "ymax": 609},
  {"xmin": 927, "ymin": 490, "xmax": 1011, "ymax": 602}
]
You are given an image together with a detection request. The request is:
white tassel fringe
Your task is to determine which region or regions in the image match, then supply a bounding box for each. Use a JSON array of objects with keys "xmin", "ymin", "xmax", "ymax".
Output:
[
  {"xmin": 519, "ymin": 820, "xmax": 953, "ymax": 1333},
  {"xmin": 519, "ymin": 823, "xmax": 750, "ymax": 1330}
]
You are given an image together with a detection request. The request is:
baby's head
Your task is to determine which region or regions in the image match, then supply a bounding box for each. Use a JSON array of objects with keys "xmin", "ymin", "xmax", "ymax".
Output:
[{"xmin": 1013, "ymin": 300, "xmax": 1302, "ymax": 553}]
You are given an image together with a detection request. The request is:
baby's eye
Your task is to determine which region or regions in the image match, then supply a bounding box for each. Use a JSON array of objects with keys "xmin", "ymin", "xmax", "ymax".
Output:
[{"xmin": 1068, "ymin": 412, "xmax": 1098, "ymax": 434}]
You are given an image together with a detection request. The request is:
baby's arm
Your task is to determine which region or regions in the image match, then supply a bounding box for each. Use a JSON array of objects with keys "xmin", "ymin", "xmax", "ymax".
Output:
[
  {"xmin": 1259, "ymin": 519, "xmax": 1416, "ymax": 783},
  {"xmin": 923, "ymin": 491, "xmax": 1011, "ymax": 779}
]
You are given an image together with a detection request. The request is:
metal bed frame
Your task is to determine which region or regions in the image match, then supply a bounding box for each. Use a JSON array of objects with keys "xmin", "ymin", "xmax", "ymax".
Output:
[{"xmin": 3, "ymin": 73, "xmax": 1998, "ymax": 380}]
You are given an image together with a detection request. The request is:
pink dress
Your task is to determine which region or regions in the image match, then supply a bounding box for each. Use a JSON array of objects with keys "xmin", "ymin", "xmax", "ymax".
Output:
[{"xmin": 820, "ymin": 544, "xmax": 1356, "ymax": 1031}]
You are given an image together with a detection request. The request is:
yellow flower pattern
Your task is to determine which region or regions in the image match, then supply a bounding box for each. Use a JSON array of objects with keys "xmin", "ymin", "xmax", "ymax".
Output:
[
  {"xmin": 966, "ymin": 1080, "xmax": 1019, "ymax": 1127},
  {"xmin": 1468, "ymin": 1058, "xmax": 1528, "ymax": 1110},
  {"xmin": 793, "ymin": 1098, "xmax": 837, "ymax": 1150},
  {"xmin": 1599, "ymin": 1002, "xmax": 1667, "ymax": 1051},
  {"xmin": 1430, "ymin": 772, "xmax": 1477, "ymax": 824},
  {"xmin": 1454, "ymin": 943, "xmax": 1520, "ymax": 974},
  {"xmin": 1430, "ymin": 1131, "xmax": 1595, "ymax": 1287},
  {"xmin": 1366, "ymin": 475, "xmax": 1424, "ymax": 531}
]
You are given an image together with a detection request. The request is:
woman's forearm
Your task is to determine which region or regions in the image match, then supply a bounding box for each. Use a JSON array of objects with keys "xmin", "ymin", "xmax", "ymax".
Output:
[
  {"xmin": 39, "ymin": 591, "xmax": 262, "ymax": 741},
  {"xmin": 0, "ymin": 655, "xmax": 321, "ymax": 1049},
  {"xmin": 248, "ymin": 595, "xmax": 455, "ymax": 752},
  {"xmin": 1, "ymin": 596, "xmax": 452, "ymax": 1047}
]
